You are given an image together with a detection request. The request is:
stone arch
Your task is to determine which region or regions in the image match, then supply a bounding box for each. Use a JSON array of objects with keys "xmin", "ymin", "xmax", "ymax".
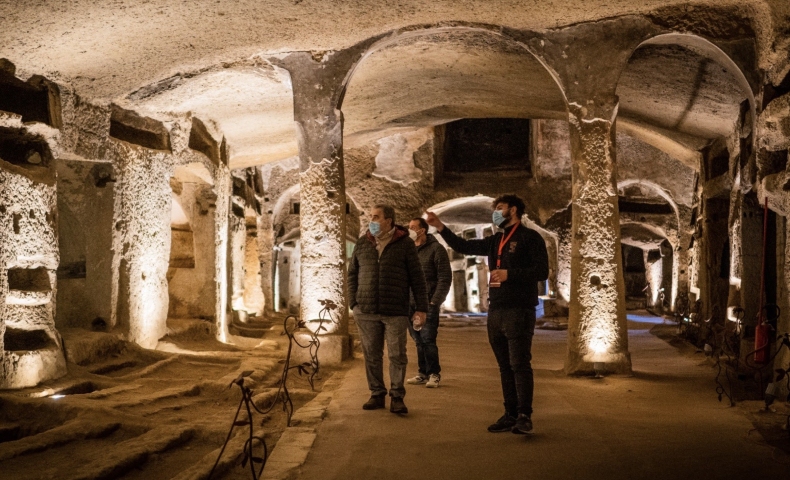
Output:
[
  {"xmin": 167, "ymin": 163, "xmax": 217, "ymax": 320},
  {"xmin": 617, "ymin": 179, "xmax": 680, "ymax": 221},
  {"xmin": 616, "ymin": 179, "xmax": 681, "ymax": 310},
  {"xmin": 616, "ymin": 33, "xmax": 756, "ymax": 170},
  {"xmin": 337, "ymin": 24, "xmax": 570, "ymax": 117},
  {"xmin": 632, "ymin": 33, "xmax": 756, "ymax": 115}
]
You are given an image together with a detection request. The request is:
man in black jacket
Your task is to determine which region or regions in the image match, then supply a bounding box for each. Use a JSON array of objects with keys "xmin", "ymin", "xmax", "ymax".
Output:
[
  {"xmin": 348, "ymin": 205, "xmax": 429, "ymax": 415},
  {"xmin": 406, "ymin": 217, "xmax": 452, "ymax": 388},
  {"xmin": 425, "ymin": 194, "xmax": 548, "ymax": 434}
]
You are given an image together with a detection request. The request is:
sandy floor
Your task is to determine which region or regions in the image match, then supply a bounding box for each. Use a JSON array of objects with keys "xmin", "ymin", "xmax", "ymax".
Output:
[
  {"xmin": 1, "ymin": 314, "xmax": 788, "ymax": 479},
  {"xmin": 0, "ymin": 326, "xmax": 327, "ymax": 480},
  {"xmin": 296, "ymin": 315, "xmax": 790, "ymax": 480}
]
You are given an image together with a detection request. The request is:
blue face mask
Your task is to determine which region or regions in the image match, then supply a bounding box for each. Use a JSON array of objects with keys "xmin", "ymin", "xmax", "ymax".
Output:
[
  {"xmin": 492, "ymin": 210, "xmax": 507, "ymax": 228},
  {"xmin": 369, "ymin": 221, "xmax": 381, "ymax": 236}
]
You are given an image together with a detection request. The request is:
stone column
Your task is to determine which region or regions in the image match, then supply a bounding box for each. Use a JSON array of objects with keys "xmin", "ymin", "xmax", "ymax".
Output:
[
  {"xmin": 256, "ymin": 209, "xmax": 276, "ymax": 316},
  {"xmin": 276, "ymin": 52, "xmax": 361, "ymax": 364},
  {"xmin": 110, "ymin": 142, "xmax": 172, "ymax": 349},
  {"xmin": 565, "ymin": 102, "xmax": 631, "ymax": 375},
  {"xmin": 213, "ymin": 162, "xmax": 232, "ymax": 342},
  {"xmin": 228, "ymin": 205, "xmax": 246, "ymax": 319},
  {"xmin": 546, "ymin": 207, "xmax": 573, "ymax": 302},
  {"xmin": 737, "ymin": 193, "xmax": 764, "ymax": 329},
  {"xmin": 296, "ymin": 109, "xmax": 347, "ymax": 334},
  {"xmin": 1, "ymin": 133, "xmax": 66, "ymax": 388},
  {"xmin": 672, "ymin": 206, "xmax": 693, "ymax": 311}
]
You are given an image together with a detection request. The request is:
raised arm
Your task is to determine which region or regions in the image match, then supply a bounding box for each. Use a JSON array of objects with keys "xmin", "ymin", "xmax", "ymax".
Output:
[{"xmin": 425, "ymin": 211, "xmax": 493, "ymax": 257}]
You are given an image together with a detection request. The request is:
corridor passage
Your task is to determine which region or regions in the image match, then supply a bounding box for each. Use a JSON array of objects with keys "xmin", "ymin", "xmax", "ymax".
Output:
[{"xmin": 296, "ymin": 316, "xmax": 788, "ymax": 480}]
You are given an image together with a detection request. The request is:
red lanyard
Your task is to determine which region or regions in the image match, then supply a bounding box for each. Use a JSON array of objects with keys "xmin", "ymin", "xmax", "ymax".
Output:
[{"xmin": 496, "ymin": 225, "xmax": 518, "ymax": 269}]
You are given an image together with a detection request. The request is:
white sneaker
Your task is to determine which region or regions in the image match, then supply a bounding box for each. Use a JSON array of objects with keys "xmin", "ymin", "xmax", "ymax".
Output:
[
  {"xmin": 426, "ymin": 374, "xmax": 441, "ymax": 388},
  {"xmin": 406, "ymin": 374, "xmax": 427, "ymax": 385}
]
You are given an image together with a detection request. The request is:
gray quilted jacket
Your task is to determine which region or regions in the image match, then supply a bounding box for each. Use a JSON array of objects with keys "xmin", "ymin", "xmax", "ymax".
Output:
[
  {"xmin": 348, "ymin": 225, "xmax": 429, "ymax": 316},
  {"xmin": 411, "ymin": 234, "xmax": 452, "ymax": 307}
]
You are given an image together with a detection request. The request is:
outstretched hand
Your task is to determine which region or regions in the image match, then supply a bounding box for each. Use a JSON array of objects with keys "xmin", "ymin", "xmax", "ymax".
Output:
[{"xmin": 424, "ymin": 211, "xmax": 444, "ymax": 232}]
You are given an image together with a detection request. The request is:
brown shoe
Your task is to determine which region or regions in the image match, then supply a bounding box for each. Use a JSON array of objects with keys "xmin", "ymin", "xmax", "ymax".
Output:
[
  {"xmin": 362, "ymin": 395, "xmax": 386, "ymax": 410},
  {"xmin": 389, "ymin": 397, "xmax": 408, "ymax": 414}
]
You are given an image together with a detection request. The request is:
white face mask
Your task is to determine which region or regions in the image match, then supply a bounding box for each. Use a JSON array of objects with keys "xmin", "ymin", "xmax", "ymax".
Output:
[{"xmin": 409, "ymin": 229, "xmax": 418, "ymax": 241}]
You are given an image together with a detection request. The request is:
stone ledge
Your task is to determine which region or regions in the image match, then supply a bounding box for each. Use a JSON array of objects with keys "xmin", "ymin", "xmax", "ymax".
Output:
[
  {"xmin": 1, "ymin": 347, "xmax": 67, "ymax": 389},
  {"xmin": 261, "ymin": 429, "xmax": 317, "ymax": 480},
  {"xmin": 260, "ymin": 370, "xmax": 343, "ymax": 479}
]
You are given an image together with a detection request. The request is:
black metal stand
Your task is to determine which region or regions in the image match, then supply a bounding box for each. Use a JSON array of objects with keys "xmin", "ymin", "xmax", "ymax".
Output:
[{"xmin": 208, "ymin": 299, "xmax": 339, "ymax": 479}]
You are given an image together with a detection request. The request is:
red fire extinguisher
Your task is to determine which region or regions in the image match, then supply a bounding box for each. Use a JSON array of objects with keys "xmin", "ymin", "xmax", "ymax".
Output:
[{"xmin": 755, "ymin": 197, "xmax": 770, "ymax": 364}]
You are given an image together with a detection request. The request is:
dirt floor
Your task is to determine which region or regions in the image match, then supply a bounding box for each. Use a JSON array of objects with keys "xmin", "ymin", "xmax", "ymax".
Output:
[
  {"xmin": 296, "ymin": 313, "xmax": 790, "ymax": 480},
  {"xmin": 0, "ymin": 320, "xmax": 330, "ymax": 480},
  {"xmin": 1, "ymin": 313, "xmax": 788, "ymax": 479}
]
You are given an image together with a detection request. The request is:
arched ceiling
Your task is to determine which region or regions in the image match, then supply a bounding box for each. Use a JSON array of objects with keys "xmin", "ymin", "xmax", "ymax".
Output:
[
  {"xmin": 617, "ymin": 43, "xmax": 748, "ymax": 147},
  {"xmin": 1, "ymin": 1, "xmax": 786, "ymax": 169},
  {"xmin": 620, "ymin": 222, "xmax": 669, "ymax": 250},
  {"xmin": 432, "ymin": 196, "xmax": 495, "ymax": 225},
  {"xmin": 4, "ymin": 0, "xmax": 783, "ymax": 101},
  {"xmin": 130, "ymin": 65, "xmax": 297, "ymax": 169},
  {"xmin": 342, "ymin": 30, "xmax": 566, "ymax": 144}
]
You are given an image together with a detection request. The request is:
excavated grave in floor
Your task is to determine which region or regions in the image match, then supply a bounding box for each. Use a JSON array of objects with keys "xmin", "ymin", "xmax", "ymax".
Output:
[{"xmin": 0, "ymin": 324, "xmax": 332, "ymax": 479}]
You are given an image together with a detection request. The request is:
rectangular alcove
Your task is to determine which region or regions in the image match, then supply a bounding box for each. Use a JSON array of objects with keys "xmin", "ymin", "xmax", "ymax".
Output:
[
  {"xmin": 7, "ymin": 267, "xmax": 51, "ymax": 292},
  {"xmin": 443, "ymin": 118, "xmax": 531, "ymax": 173},
  {"xmin": 170, "ymin": 229, "xmax": 196, "ymax": 269},
  {"xmin": 2, "ymin": 327, "xmax": 56, "ymax": 351}
]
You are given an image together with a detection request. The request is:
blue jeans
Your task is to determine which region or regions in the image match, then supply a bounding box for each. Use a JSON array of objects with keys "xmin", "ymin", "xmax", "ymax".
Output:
[
  {"xmin": 408, "ymin": 305, "xmax": 441, "ymax": 377},
  {"xmin": 487, "ymin": 307, "xmax": 536, "ymax": 416}
]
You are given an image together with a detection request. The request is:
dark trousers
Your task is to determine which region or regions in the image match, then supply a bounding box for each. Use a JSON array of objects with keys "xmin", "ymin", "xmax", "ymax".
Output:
[
  {"xmin": 487, "ymin": 307, "xmax": 536, "ymax": 416},
  {"xmin": 408, "ymin": 305, "xmax": 441, "ymax": 376}
]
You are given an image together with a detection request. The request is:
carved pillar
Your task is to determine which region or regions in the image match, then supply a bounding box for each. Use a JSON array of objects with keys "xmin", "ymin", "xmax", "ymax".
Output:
[
  {"xmin": 565, "ymin": 102, "xmax": 631, "ymax": 375},
  {"xmin": 275, "ymin": 51, "xmax": 364, "ymax": 364},
  {"xmin": 673, "ymin": 206, "xmax": 693, "ymax": 310},
  {"xmin": 213, "ymin": 162, "xmax": 232, "ymax": 342},
  {"xmin": 110, "ymin": 142, "xmax": 171, "ymax": 348},
  {"xmin": 256, "ymin": 207, "xmax": 276, "ymax": 316},
  {"xmin": 0, "ymin": 130, "xmax": 66, "ymax": 388}
]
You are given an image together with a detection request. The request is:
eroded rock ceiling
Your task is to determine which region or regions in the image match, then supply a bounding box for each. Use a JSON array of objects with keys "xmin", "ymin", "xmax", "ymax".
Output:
[{"xmin": 1, "ymin": 1, "xmax": 788, "ymax": 168}]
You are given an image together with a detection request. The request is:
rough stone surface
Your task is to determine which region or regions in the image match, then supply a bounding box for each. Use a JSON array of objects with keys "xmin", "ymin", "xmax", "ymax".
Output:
[
  {"xmin": 371, "ymin": 132, "xmax": 426, "ymax": 186},
  {"xmin": 757, "ymin": 93, "xmax": 790, "ymax": 151},
  {"xmin": 55, "ymin": 159, "xmax": 115, "ymax": 329},
  {"xmin": 1, "ymin": 135, "xmax": 66, "ymax": 388},
  {"xmin": 109, "ymin": 140, "xmax": 172, "ymax": 349},
  {"xmin": 566, "ymin": 105, "xmax": 631, "ymax": 375}
]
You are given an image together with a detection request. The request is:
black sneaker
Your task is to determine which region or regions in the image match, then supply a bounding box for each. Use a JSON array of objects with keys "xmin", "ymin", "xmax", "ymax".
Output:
[
  {"xmin": 362, "ymin": 395, "xmax": 386, "ymax": 410},
  {"xmin": 390, "ymin": 397, "xmax": 408, "ymax": 414},
  {"xmin": 487, "ymin": 413, "xmax": 517, "ymax": 433},
  {"xmin": 512, "ymin": 414, "xmax": 533, "ymax": 434}
]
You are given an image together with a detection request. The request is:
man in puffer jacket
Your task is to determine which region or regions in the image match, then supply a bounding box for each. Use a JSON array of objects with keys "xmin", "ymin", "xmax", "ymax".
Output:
[{"xmin": 348, "ymin": 204, "xmax": 429, "ymax": 415}]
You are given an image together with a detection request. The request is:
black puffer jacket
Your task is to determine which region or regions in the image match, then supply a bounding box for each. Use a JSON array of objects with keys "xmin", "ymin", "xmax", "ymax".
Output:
[
  {"xmin": 413, "ymin": 234, "xmax": 452, "ymax": 306},
  {"xmin": 348, "ymin": 225, "xmax": 429, "ymax": 316}
]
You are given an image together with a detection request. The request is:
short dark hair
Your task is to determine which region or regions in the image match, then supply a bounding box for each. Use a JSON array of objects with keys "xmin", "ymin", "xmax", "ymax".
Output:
[
  {"xmin": 374, "ymin": 204, "xmax": 396, "ymax": 225},
  {"xmin": 492, "ymin": 194, "xmax": 526, "ymax": 219},
  {"xmin": 412, "ymin": 217, "xmax": 428, "ymax": 231}
]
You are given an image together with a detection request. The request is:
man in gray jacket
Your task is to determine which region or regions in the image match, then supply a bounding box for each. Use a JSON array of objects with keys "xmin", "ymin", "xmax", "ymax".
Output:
[
  {"xmin": 406, "ymin": 217, "xmax": 452, "ymax": 388},
  {"xmin": 348, "ymin": 205, "xmax": 429, "ymax": 415}
]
